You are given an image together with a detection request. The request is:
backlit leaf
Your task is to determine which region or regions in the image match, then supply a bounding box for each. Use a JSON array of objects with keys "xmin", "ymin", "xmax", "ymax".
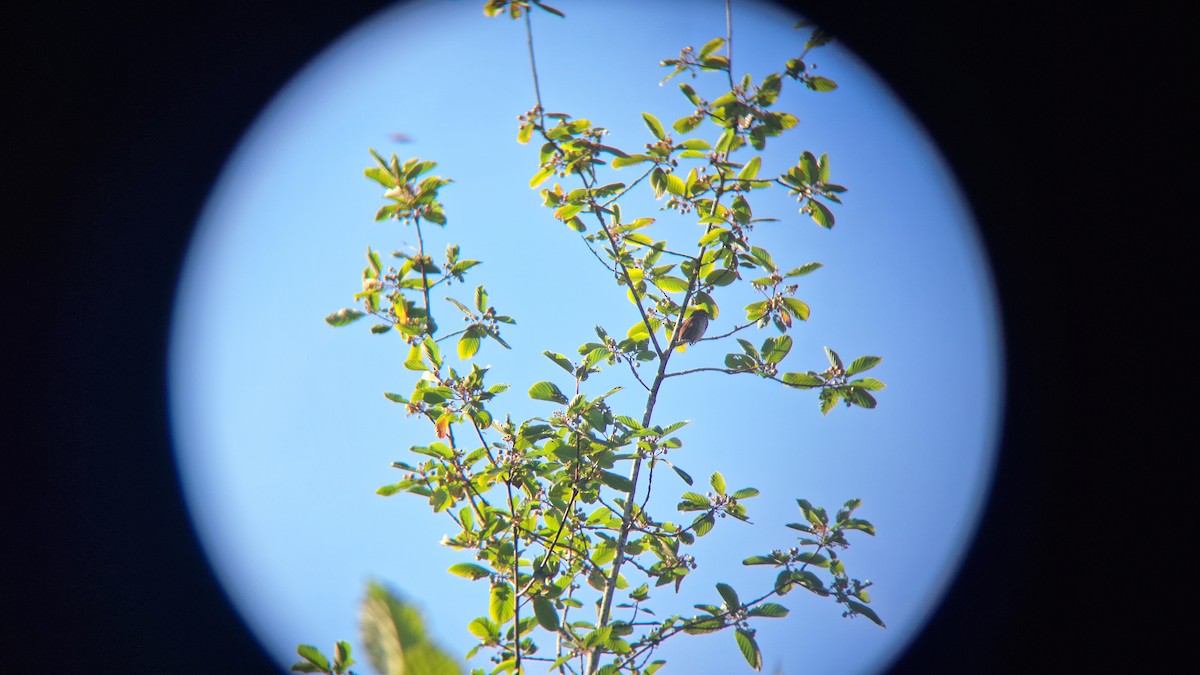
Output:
[
  {"xmin": 846, "ymin": 355, "xmax": 882, "ymax": 375},
  {"xmin": 642, "ymin": 112, "xmax": 666, "ymax": 141},
  {"xmin": 490, "ymin": 582, "xmax": 515, "ymax": 623},
  {"xmin": 528, "ymin": 381, "xmax": 569, "ymax": 404},
  {"xmin": 326, "ymin": 309, "xmax": 365, "ymax": 326},
  {"xmin": 448, "ymin": 563, "xmax": 493, "ymax": 580},
  {"xmin": 735, "ymin": 628, "xmax": 762, "ymax": 671}
]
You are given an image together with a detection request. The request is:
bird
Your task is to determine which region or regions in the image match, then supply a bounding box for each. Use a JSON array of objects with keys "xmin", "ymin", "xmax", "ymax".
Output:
[{"xmin": 677, "ymin": 308, "xmax": 710, "ymax": 346}]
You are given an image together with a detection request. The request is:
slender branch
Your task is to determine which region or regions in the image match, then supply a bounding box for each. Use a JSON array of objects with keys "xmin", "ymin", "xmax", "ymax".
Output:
[
  {"xmin": 505, "ymin": 474, "xmax": 522, "ymax": 671},
  {"xmin": 725, "ymin": 0, "xmax": 735, "ymax": 90},
  {"xmin": 584, "ymin": 187, "xmax": 666, "ymax": 358},
  {"xmin": 524, "ymin": 9, "xmax": 545, "ymax": 129},
  {"xmin": 597, "ymin": 164, "xmax": 657, "ymax": 209},
  {"xmin": 643, "ymin": 245, "xmax": 700, "ymax": 261},
  {"xmin": 589, "ymin": 168, "xmax": 732, "ymax": 675},
  {"xmin": 469, "ymin": 418, "xmax": 499, "ymax": 473},
  {"xmin": 581, "ymin": 236, "xmax": 617, "ymax": 275},
  {"xmin": 624, "ymin": 358, "xmax": 651, "ymax": 392},
  {"xmin": 414, "ymin": 217, "xmax": 434, "ymax": 334},
  {"xmin": 706, "ymin": 320, "xmax": 757, "ymax": 341},
  {"xmin": 663, "ymin": 366, "xmax": 739, "ymax": 378},
  {"xmin": 439, "ymin": 424, "xmax": 498, "ymax": 540},
  {"xmin": 639, "ymin": 458, "xmax": 656, "ymax": 512},
  {"xmin": 434, "ymin": 326, "xmax": 469, "ymax": 343}
]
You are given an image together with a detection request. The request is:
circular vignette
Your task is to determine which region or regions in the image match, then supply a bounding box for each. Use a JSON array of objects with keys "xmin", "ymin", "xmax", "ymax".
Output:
[{"xmin": 169, "ymin": 1, "xmax": 1003, "ymax": 673}]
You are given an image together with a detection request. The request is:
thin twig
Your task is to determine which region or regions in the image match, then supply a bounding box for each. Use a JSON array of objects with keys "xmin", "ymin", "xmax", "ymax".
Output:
[
  {"xmin": 663, "ymin": 366, "xmax": 740, "ymax": 378},
  {"xmin": 725, "ymin": 0, "xmax": 735, "ymax": 90},
  {"xmin": 524, "ymin": 9, "xmax": 545, "ymax": 128}
]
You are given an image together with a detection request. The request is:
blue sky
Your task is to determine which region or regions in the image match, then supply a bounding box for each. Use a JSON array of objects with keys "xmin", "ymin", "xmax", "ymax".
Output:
[{"xmin": 169, "ymin": 1, "xmax": 1003, "ymax": 672}]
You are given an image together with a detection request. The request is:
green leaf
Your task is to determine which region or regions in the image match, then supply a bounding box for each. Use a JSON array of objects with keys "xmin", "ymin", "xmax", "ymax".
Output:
[
  {"xmin": 333, "ymin": 641, "xmax": 354, "ymax": 673},
  {"xmin": 467, "ymin": 617, "xmax": 496, "ymax": 640},
  {"xmin": 592, "ymin": 537, "xmax": 618, "ymax": 565},
  {"xmin": 412, "ymin": 442, "xmax": 453, "ymax": 460},
  {"xmin": 725, "ymin": 353, "xmax": 754, "ymax": 371},
  {"xmin": 473, "ymin": 285, "xmax": 489, "ymax": 313},
  {"xmin": 844, "ymin": 387, "xmax": 878, "ymax": 408},
  {"xmin": 664, "ymin": 173, "xmax": 687, "ymax": 196},
  {"xmin": 294, "ymin": 645, "xmax": 331, "ymax": 673},
  {"xmin": 705, "ymin": 268, "xmax": 737, "ymax": 286},
  {"xmin": 698, "ymin": 227, "xmax": 728, "ymax": 246},
  {"xmin": 649, "ymin": 167, "xmax": 667, "ymax": 198},
  {"xmin": 824, "ymin": 346, "xmax": 843, "ymax": 370},
  {"xmin": 446, "ymin": 294, "xmax": 472, "ymax": 314},
  {"xmin": 841, "ymin": 518, "xmax": 877, "ymax": 536},
  {"xmin": 716, "ymin": 582, "xmax": 740, "ymax": 609},
  {"xmin": 847, "ymin": 600, "xmax": 886, "ymax": 627},
  {"xmin": 490, "ymin": 582, "xmax": 515, "ymax": 624},
  {"xmin": 612, "ymin": 154, "xmax": 651, "ymax": 168},
  {"xmin": 530, "ymin": 165, "xmax": 554, "ymax": 188},
  {"xmin": 555, "ymin": 203, "xmax": 585, "ymax": 221},
  {"xmin": 482, "ymin": 324, "xmax": 512, "ymax": 349},
  {"xmin": 543, "ymin": 351, "xmax": 575, "ymax": 373},
  {"xmin": 737, "ymin": 156, "xmax": 761, "ymax": 181},
  {"xmin": 679, "ymin": 83, "xmax": 702, "ymax": 105},
  {"xmin": 734, "ymin": 628, "xmax": 763, "ymax": 671},
  {"xmin": 820, "ymin": 392, "xmax": 838, "ymax": 415},
  {"xmin": 698, "ymin": 37, "xmax": 726, "ymax": 59},
  {"xmin": 809, "ymin": 199, "xmax": 834, "ymax": 228},
  {"xmin": 806, "ymin": 75, "xmax": 838, "ymax": 92},
  {"xmin": 846, "ymin": 355, "xmax": 882, "ymax": 376},
  {"xmin": 654, "ymin": 275, "xmax": 690, "ymax": 293},
  {"xmin": 374, "ymin": 203, "xmax": 399, "ymax": 222},
  {"xmin": 749, "ymin": 245, "xmax": 775, "ymax": 271},
  {"xmin": 749, "ymin": 602, "xmax": 789, "ymax": 618},
  {"xmin": 850, "ymin": 377, "xmax": 886, "ymax": 391},
  {"xmin": 376, "ymin": 480, "xmax": 405, "ymax": 497},
  {"xmin": 710, "ymin": 472, "xmax": 726, "ymax": 495},
  {"xmin": 782, "ymin": 372, "xmax": 822, "ymax": 388},
  {"xmin": 601, "ymin": 470, "xmax": 634, "ymax": 492},
  {"xmin": 533, "ymin": 597, "xmax": 560, "ymax": 631},
  {"xmin": 529, "ymin": 381, "xmax": 569, "ymax": 404},
  {"xmin": 533, "ymin": 1, "xmax": 565, "ymax": 18},
  {"xmin": 457, "ymin": 333, "xmax": 480, "ymax": 359},
  {"xmin": 421, "ymin": 336, "xmax": 442, "ymax": 370},
  {"xmin": 761, "ymin": 335, "xmax": 793, "ymax": 363},
  {"xmin": 673, "ymin": 114, "xmax": 704, "ymax": 134},
  {"xmin": 669, "ymin": 462, "xmax": 694, "ymax": 485},
  {"xmin": 423, "ymin": 208, "xmax": 446, "ymax": 226},
  {"xmin": 325, "ymin": 309, "xmax": 365, "ymax": 326},
  {"xmin": 642, "ymin": 112, "xmax": 666, "ymax": 141},
  {"xmin": 794, "ymin": 551, "xmax": 829, "ymax": 567},
  {"xmin": 448, "ymin": 563, "xmax": 493, "ymax": 580},
  {"xmin": 731, "ymin": 487, "xmax": 760, "ymax": 499},
  {"xmin": 364, "ymin": 166, "xmax": 397, "ymax": 189},
  {"xmin": 403, "ymin": 344, "xmax": 426, "ymax": 371},
  {"xmin": 785, "ymin": 262, "xmax": 823, "ymax": 277},
  {"xmin": 745, "ymin": 300, "xmax": 768, "ymax": 321},
  {"xmin": 359, "ymin": 581, "xmax": 459, "ymax": 675}
]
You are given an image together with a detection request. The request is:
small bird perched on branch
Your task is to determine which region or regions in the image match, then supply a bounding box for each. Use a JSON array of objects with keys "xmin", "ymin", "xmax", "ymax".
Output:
[{"xmin": 677, "ymin": 308, "xmax": 709, "ymax": 346}]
